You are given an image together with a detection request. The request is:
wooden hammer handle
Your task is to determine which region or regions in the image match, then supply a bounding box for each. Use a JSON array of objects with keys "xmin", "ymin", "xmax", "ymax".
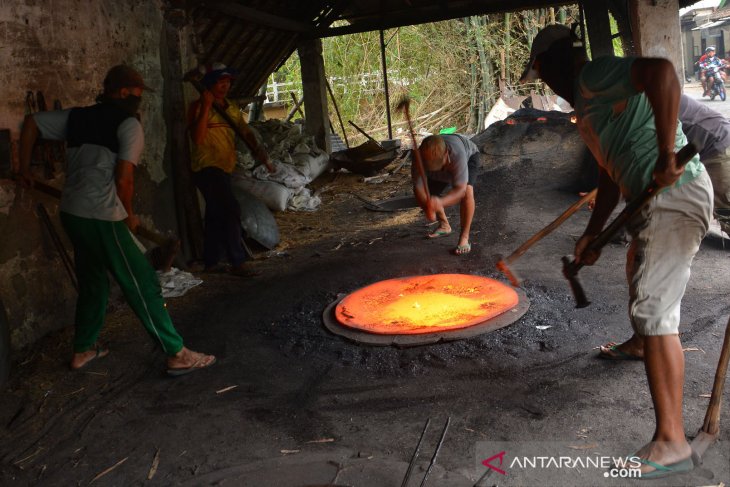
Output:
[
  {"xmin": 185, "ymin": 76, "xmax": 269, "ymax": 168},
  {"xmin": 26, "ymin": 178, "xmax": 172, "ymax": 246},
  {"xmin": 701, "ymin": 315, "xmax": 730, "ymax": 435},
  {"xmin": 505, "ymin": 188, "xmax": 597, "ymax": 265}
]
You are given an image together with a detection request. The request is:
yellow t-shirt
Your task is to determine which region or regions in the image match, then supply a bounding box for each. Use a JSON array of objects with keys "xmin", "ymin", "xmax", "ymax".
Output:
[{"xmin": 190, "ymin": 100, "xmax": 245, "ymax": 173}]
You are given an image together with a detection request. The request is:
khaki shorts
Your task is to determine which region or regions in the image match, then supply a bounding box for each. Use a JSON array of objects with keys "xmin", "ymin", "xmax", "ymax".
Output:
[
  {"xmin": 625, "ymin": 171, "xmax": 713, "ymax": 336},
  {"xmin": 702, "ymin": 148, "xmax": 730, "ymax": 211}
]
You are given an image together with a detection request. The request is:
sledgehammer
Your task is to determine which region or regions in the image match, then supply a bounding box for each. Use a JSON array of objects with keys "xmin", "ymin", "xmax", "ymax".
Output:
[
  {"xmin": 496, "ymin": 188, "xmax": 597, "ymax": 287},
  {"xmin": 24, "ymin": 178, "xmax": 180, "ymax": 272},
  {"xmin": 562, "ymin": 142, "xmax": 697, "ymax": 308}
]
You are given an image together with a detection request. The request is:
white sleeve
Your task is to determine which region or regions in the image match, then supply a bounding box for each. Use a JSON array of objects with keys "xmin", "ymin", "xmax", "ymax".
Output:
[
  {"xmin": 116, "ymin": 117, "xmax": 144, "ymax": 165},
  {"xmin": 33, "ymin": 110, "xmax": 71, "ymax": 141}
]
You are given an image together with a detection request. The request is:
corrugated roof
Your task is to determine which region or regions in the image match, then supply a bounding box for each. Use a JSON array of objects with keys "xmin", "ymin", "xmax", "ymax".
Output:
[{"xmin": 187, "ymin": 0, "xmax": 576, "ymax": 99}]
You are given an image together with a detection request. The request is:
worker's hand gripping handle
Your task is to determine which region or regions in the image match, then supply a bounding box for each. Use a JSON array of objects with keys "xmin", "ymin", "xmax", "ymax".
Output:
[{"xmin": 563, "ymin": 142, "xmax": 697, "ymax": 308}]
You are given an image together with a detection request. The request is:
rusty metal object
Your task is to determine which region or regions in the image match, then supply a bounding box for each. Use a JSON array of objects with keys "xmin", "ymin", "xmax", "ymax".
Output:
[
  {"xmin": 497, "ymin": 188, "xmax": 597, "ymax": 287},
  {"xmin": 419, "ymin": 417, "xmax": 450, "ymax": 487},
  {"xmin": 401, "ymin": 418, "xmax": 431, "ymax": 487},
  {"xmin": 331, "ymin": 140, "xmax": 398, "ymax": 177}
]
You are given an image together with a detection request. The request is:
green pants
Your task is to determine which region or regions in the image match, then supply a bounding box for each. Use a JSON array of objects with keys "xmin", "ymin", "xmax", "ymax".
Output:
[{"xmin": 60, "ymin": 212, "xmax": 184, "ymax": 355}]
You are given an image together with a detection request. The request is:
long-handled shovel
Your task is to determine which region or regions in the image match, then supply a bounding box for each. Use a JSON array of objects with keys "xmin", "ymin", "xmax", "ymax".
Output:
[{"xmin": 691, "ymin": 315, "xmax": 730, "ymax": 461}]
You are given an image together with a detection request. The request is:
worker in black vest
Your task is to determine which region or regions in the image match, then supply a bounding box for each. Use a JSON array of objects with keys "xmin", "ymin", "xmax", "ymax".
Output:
[{"xmin": 17, "ymin": 65, "xmax": 215, "ymax": 376}]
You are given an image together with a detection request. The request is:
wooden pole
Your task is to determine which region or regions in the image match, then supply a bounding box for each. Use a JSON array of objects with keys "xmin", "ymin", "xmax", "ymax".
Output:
[
  {"xmin": 285, "ymin": 91, "xmax": 305, "ymax": 122},
  {"xmin": 380, "ymin": 29, "xmax": 393, "ymax": 140},
  {"xmin": 325, "ymin": 79, "xmax": 349, "ymax": 148},
  {"xmin": 163, "ymin": 5, "xmax": 203, "ymax": 260}
]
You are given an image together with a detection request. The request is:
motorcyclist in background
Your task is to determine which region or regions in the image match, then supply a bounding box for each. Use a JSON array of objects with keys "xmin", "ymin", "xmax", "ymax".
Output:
[{"xmin": 700, "ymin": 46, "xmax": 726, "ymax": 97}]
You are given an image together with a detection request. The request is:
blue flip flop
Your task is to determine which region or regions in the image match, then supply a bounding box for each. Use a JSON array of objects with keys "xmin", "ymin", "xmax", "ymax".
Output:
[
  {"xmin": 428, "ymin": 229, "xmax": 452, "ymax": 239},
  {"xmin": 638, "ymin": 457, "xmax": 694, "ymax": 480},
  {"xmin": 598, "ymin": 343, "xmax": 642, "ymax": 361}
]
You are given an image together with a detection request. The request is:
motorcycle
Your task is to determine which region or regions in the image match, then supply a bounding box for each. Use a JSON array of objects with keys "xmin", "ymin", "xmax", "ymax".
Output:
[{"xmin": 705, "ymin": 64, "xmax": 727, "ymax": 101}]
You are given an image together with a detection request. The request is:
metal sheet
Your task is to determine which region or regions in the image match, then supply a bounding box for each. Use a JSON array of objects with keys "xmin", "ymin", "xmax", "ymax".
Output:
[{"xmin": 322, "ymin": 286, "xmax": 529, "ymax": 347}]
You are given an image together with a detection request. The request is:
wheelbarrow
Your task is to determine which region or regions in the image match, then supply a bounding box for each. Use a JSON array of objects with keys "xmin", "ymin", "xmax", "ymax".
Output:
[{"xmin": 331, "ymin": 140, "xmax": 399, "ymax": 177}]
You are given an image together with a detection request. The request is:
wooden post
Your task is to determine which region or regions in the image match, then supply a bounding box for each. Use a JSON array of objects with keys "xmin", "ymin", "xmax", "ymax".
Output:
[
  {"xmin": 162, "ymin": 2, "xmax": 203, "ymax": 260},
  {"xmin": 504, "ymin": 13, "xmax": 511, "ymax": 81},
  {"xmin": 380, "ymin": 29, "xmax": 393, "ymax": 140},
  {"xmin": 297, "ymin": 38, "xmax": 331, "ymax": 153},
  {"xmin": 629, "ymin": 0, "xmax": 683, "ymax": 83},
  {"xmin": 583, "ymin": 0, "xmax": 614, "ymax": 58},
  {"xmin": 326, "ymin": 79, "xmax": 349, "ymax": 148}
]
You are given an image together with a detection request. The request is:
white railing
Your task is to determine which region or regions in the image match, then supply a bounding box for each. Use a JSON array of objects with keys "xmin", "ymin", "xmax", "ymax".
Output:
[{"xmin": 265, "ymin": 69, "xmax": 420, "ymax": 103}]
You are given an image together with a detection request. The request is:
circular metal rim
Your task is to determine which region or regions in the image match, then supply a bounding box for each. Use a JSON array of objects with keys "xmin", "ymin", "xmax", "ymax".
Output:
[{"xmin": 322, "ymin": 285, "xmax": 530, "ymax": 347}]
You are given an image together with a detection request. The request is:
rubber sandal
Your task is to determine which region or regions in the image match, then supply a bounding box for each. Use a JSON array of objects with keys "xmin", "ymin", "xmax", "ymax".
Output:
[
  {"xmin": 167, "ymin": 355, "xmax": 216, "ymax": 377},
  {"xmin": 637, "ymin": 456, "xmax": 694, "ymax": 479},
  {"xmin": 453, "ymin": 242, "xmax": 471, "ymax": 255},
  {"xmin": 598, "ymin": 342, "xmax": 642, "ymax": 361},
  {"xmin": 427, "ymin": 229, "xmax": 452, "ymax": 239},
  {"xmin": 70, "ymin": 343, "xmax": 109, "ymax": 370}
]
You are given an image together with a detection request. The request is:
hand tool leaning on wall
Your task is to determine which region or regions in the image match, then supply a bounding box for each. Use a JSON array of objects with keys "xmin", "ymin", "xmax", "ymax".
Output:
[
  {"xmin": 25, "ymin": 178, "xmax": 180, "ymax": 272},
  {"xmin": 562, "ymin": 142, "xmax": 697, "ymax": 308},
  {"xmin": 496, "ymin": 188, "xmax": 597, "ymax": 287}
]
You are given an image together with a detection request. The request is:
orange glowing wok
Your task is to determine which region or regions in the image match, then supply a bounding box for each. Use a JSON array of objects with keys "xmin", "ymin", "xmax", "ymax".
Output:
[{"xmin": 335, "ymin": 274, "xmax": 519, "ymax": 335}]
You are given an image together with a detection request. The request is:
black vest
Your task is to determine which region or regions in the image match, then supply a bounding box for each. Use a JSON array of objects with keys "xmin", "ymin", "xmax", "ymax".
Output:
[{"xmin": 66, "ymin": 103, "xmax": 134, "ymax": 153}]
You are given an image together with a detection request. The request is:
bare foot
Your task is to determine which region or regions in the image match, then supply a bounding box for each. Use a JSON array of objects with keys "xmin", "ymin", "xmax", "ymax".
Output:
[
  {"xmin": 166, "ymin": 347, "xmax": 216, "ymax": 376},
  {"xmin": 70, "ymin": 344, "xmax": 109, "ymax": 370}
]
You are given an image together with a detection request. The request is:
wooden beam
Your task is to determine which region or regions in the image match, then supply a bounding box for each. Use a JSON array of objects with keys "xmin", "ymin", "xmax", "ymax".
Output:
[
  {"xmin": 208, "ymin": 1, "xmax": 314, "ymax": 34},
  {"xmin": 298, "ymin": 38, "xmax": 331, "ymax": 152},
  {"xmin": 315, "ymin": 0, "xmax": 575, "ymax": 38}
]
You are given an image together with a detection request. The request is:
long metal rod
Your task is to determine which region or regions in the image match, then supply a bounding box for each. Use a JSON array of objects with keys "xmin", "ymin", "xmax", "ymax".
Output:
[
  {"xmin": 419, "ymin": 417, "xmax": 450, "ymax": 487},
  {"xmin": 380, "ymin": 29, "xmax": 392, "ymax": 140},
  {"xmin": 400, "ymin": 418, "xmax": 431, "ymax": 487}
]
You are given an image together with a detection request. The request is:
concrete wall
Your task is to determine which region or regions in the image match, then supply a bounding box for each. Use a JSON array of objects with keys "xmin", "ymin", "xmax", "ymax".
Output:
[
  {"xmin": 630, "ymin": 0, "xmax": 684, "ymax": 83},
  {"xmin": 0, "ymin": 0, "xmax": 180, "ymax": 352}
]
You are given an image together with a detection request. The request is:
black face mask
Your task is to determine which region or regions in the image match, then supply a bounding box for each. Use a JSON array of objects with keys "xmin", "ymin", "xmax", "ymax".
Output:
[
  {"xmin": 97, "ymin": 94, "xmax": 142, "ymax": 116},
  {"xmin": 117, "ymin": 94, "xmax": 142, "ymax": 116}
]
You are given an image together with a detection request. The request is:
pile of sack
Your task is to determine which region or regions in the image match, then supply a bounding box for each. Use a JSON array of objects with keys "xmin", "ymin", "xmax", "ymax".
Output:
[{"xmin": 233, "ymin": 119, "xmax": 331, "ymax": 212}]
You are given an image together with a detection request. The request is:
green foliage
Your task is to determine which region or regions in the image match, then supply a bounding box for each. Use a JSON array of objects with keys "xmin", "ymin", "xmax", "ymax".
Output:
[{"xmin": 274, "ymin": 7, "xmax": 580, "ymax": 143}]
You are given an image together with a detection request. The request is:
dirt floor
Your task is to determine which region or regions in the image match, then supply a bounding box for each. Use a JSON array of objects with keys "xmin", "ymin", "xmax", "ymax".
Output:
[{"xmin": 2, "ymin": 89, "xmax": 730, "ymax": 487}]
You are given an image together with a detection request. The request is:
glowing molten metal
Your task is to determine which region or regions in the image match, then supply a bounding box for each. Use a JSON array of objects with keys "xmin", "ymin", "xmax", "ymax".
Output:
[{"xmin": 335, "ymin": 274, "xmax": 519, "ymax": 335}]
